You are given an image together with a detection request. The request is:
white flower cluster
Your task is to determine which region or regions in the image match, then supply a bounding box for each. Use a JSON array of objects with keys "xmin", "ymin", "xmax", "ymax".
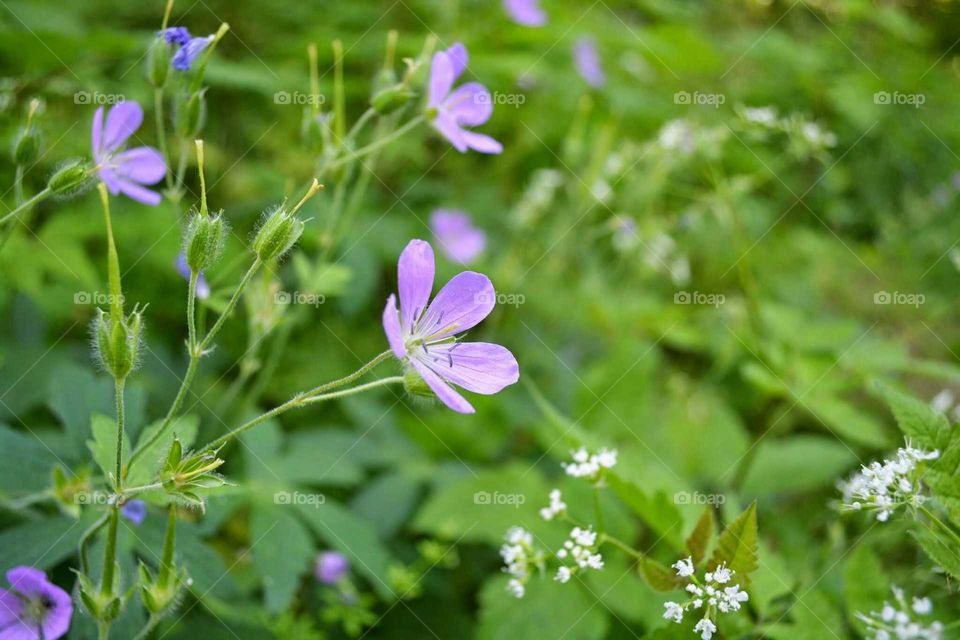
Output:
[
  {"xmin": 539, "ymin": 488, "xmax": 567, "ymax": 521},
  {"xmin": 741, "ymin": 106, "xmax": 778, "ymax": 127},
  {"xmin": 561, "ymin": 446, "xmax": 618, "ymax": 483},
  {"xmin": 838, "ymin": 441, "xmax": 940, "ymax": 522},
  {"xmin": 662, "ymin": 557, "xmax": 749, "ymax": 640},
  {"xmin": 856, "ymin": 586, "xmax": 943, "ymax": 640},
  {"xmin": 499, "ymin": 527, "xmax": 544, "ymax": 599},
  {"xmin": 554, "ymin": 526, "xmax": 604, "ymax": 584}
]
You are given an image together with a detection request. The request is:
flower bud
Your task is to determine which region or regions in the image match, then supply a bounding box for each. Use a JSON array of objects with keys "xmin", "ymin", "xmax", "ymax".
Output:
[
  {"xmin": 146, "ymin": 37, "xmax": 171, "ymax": 89},
  {"xmin": 252, "ymin": 206, "xmax": 304, "ymax": 262},
  {"xmin": 372, "ymin": 67, "xmax": 398, "ymax": 95},
  {"xmin": 47, "ymin": 159, "xmax": 93, "ymax": 198},
  {"xmin": 138, "ymin": 562, "xmax": 187, "ymax": 616},
  {"xmin": 77, "ymin": 573, "xmax": 123, "ymax": 623},
  {"xmin": 11, "ymin": 125, "xmax": 41, "ymax": 165},
  {"xmin": 93, "ymin": 306, "xmax": 144, "ymax": 381},
  {"xmin": 183, "ymin": 212, "xmax": 225, "ymax": 272},
  {"xmin": 402, "ymin": 368, "xmax": 434, "ymax": 399},
  {"xmin": 174, "ymin": 89, "xmax": 206, "ymax": 138},
  {"xmin": 371, "ymin": 85, "xmax": 414, "ymax": 115}
]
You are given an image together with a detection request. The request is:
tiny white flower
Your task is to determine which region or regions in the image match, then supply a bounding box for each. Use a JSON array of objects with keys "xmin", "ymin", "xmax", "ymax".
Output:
[
  {"xmin": 555, "ymin": 566, "xmax": 572, "ymax": 583},
  {"xmin": 507, "ymin": 578, "xmax": 525, "ymax": 598},
  {"xmin": 663, "ymin": 602, "xmax": 684, "ymax": 624},
  {"xmin": 673, "ymin": 556, "xmax": 695, "ymax": 578},
  {"xmin": 912, "ymin": 597, "xmax": 932, "ymax": 615},
  {"xmin": 694, "ymin": 617, "xmax": 717, "ymax": 640}
]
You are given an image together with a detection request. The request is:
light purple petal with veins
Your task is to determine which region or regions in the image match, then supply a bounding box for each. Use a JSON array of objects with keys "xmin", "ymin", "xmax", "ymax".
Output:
[
  {"xmin": 445, "ymin": 83, "xmax": 493, "ymax": 126},
  {"xmin": 101, "ymin": 101, "xmax": 143, "ymax": 153},
  {"xmin": 411, "ymin": 358, "xmax": 475, "ymax": 414},
  {"xmin": 382, "ymin": 294, "xmax": 405, "ymax": 359},
  {"xmin": 419, "ymin": 271, "xmax": 495, "ymax": 340},
  {"xmin": 117, "ymin": 180, "xmax": 162, "ymax": 206},
  {"xmin": 113, "ymin": 147, "xmax": 166, "ymax": 184},
  {"xmin": 397, "ymin": 239, "xmax": 434, "ymax": 332},
  {"xmin": 504, "ymin": 0, "xmax": 547, "ymax": 26},
  {"xmin": 422, "ymin": 342, "xmax": 519, "ymax": 394}
]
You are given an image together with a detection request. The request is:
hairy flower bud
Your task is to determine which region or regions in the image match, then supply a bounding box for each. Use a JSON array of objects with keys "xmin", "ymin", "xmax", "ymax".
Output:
[
  {"xmin": 174, "ymin": 88, "xmax": 206, "ymax": 138},
  {"xmin": 47, "ymin": 159, "xmax": 93, "ymax": 198},
  {"xmin": 11, "ymin": 125, "xmax": 41, "ymax": 165},
  {"xmin": 402, "ymin": 368, "xmax": 434, "ymax": 399},
  {"xmin": 372, "ymin": 67, "xmax": 398, "ymax": 95},
  {"xmin": 93, "ymin": 306, "xmax": 144, "ymax": 381},
  {"xmin": 146, "ymin": 36, "xmax": 171, "ymax": 89},
  {"xmin": 371, "ymin": 85, "xmax": 414, "ymax": 115},
  {"xmin": 183, "ymin": 212, "xmax": 225, "ymax": 272},
  {"xmin": 252, "ymin": 205, "xmax": 304, "ymax": 262}
]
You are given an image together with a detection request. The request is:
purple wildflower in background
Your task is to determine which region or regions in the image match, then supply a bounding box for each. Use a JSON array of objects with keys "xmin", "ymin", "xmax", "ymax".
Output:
[
  {"xmin": 120, "ymin": 499, "xmax": 147, "ymax": 525},
  {"xmin": 0, "ymin": 567, "xmax": 73, "ymax": 640},
  {"xmin": 315, "ymin": 551, "xmax": 349, "ymax": 585},
  {"xmin": 427, "ymin": 43, "xmax": 503, "ymax": 155},
  {"xmin": 573, "ymin": 37, "xmax": 606, "ymax": 88},
  {"xmin": 160, "ymin": 26, "xmax": 213, "ymax": 71},
  {"xmin": 383, "ymin": 239, "xmax": 519, "ymax": 414},
  {"xmin": 92, "ymin": 101, "xmax": 166, "ymax": 206},
  {"xmin": 430, "ymin": 209, "xmax": 486, "ymax": 265},
  {"xmin": 175, "ymin": 253, "xmax": 211, "ymax": 299},
  {"xmin": 503, "ymin": 0, "xmax": 547, "ymax": 26}
]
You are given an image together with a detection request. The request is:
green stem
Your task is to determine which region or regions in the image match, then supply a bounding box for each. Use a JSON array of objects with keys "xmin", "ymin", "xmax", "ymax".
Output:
[
  {"xmin": 919, "ymin": 504, "xmax": 960, "ymax": 548},
  {"xmin": 600, "ymin": 533, "xmax": 644, "ymax": 560},
  {"xmin": 592, "ymin": 486, "xmax": 605, "ymax": 535},
  {"xmin": 79, "ymin": 512, "xmax": 111, "ymax": 575},
  {"xmin": 113, "ymin": 379, "xmax": 126, "ymax": 490},
  {"xmin": 158, "ymin": 506, "xmax": 177, "ymax": 589},
  {"xmin": 187, "ymin": 271, "xmax": 198, "ymax": 350},
  {"xmin": 13, "ymin": 165, "xmax": 24, "ymax": 205},
  {"xmin": 202, "ymin": 376, "xmax": 403, "ymax": 452},
  {"xmin": 100, "ymin": 508, "xmax": 119, "ymax": 597},
  {"xmin": 198, "ymin": 258, "xmax": 262, "ymax": 352},
  {"xmin": 0, "ymin": 187, "xmax": 51, "ymax": 226},
  {"xmin": 155, "ymin": 88, "xmax": 172, "ymax": 190},
  {"xmin": 305, "ymin": 350, "xmax": 393, "ymax": 396},
  {"xmin": 132, "ymin": 615, "xmax": 162, "ymax": 640},
  {"xmin": 345, "ymin": 108, "xmax": 377, "ymax": 146},
  {"xmin": 323, "ymin": 116, "xmax": 424, "ymax": 174},
  {"xmin": 123, "ymin": 482, "xmax": 163, "ymax": 498}
]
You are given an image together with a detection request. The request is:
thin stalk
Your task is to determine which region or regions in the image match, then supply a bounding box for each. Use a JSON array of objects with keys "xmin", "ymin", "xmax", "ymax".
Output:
[
  {"xmin": 113, "ymin": 379, "xmax": 126, "ymax": 489},
  {"xmin": 14, "ymin": 165, "xmax": 24, "ymax": 205},
  {"xmin": 323, "ymin": 116, "xmax": 424, "ymax": 174},
  {"xmin": 0, "ymin": 187, "xmax": 51, "ymax": 226},
  {"xmin": 187, "ymin": 271, "xmax": 198, "ymax": 350},
  {"xmin": 78, "ymin": 512, "xmax": 111, "ymax": 575},
  {"xmin": 919, "ymin": 504, "xmax": 960, "ymax": 548},
  {"xmin": 202, "ymin": 376, "xmax": 403, "ymax": 452},
  {"xmin": 100, "ymin": 508, "xmax": 119, "ymax": 597},
  {"xmin": 123, "ymin": 482, "xmax": 163, "ymax": 498},
  {"xmin": 158, "ymin": 506, "xmax": 177, "ymax": 588},
  {"xmin": 600, "ymin": 533, "xmax": 644, "ymax": 560},
  {"xmin": 198, "ymin": 258, "xmax": 261, "ymax": 352},
  {"xmin": 155, "ymin": 88, "xmax": 172, "ymax": 190},
  {"xmin": 303, "ymin": 350, "xmax": 393, "ymax": 396}
]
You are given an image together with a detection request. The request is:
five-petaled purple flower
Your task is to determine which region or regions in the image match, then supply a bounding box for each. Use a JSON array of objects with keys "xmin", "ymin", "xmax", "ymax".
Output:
[
  {"xmin": 503, "ymin": 0, "xmax": 547, "ymax": 26},
  {"xmin": 92, "ymin": 101, "xmax": 166, "ymax": 206},
  {"xmin": 383, "ymin": 239, "xmax": 519, "ymax": 414},
  {"xmin": 427, "ymin": 44, "xmax": 503, "ymax": 155},
  {"xmin": 160, "ymin": 27, "xmax": 214, "ymax": 71},
  {"xmin": 175, "ymin": 253, "xmax": 211, "ymax": 299},
  {"xmin": 573, "ymin": 37, "xmax": 606, "ymax": 88},
  {"xmin": 0, "ymin": 566, "xmax": 72, "ymax": 640},
  {"xmin": 120, "ymin": 499, "xmax": 147, "ymax": 526},
  {"xmin": 315, "ymin": 551, "xmax": 349, "ymax": 585},
  {"xmin": 430, "ymin": 209, "xmax": 486, "ymax": 265}
]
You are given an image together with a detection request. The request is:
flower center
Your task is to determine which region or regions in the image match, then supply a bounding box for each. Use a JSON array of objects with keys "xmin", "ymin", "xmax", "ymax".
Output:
[{"xmin": 22, "ymin": 593, "xmax": 53, "ymax": 625}]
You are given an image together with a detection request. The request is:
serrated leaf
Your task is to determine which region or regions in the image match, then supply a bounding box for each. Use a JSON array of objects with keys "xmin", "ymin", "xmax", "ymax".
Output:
[
  {"xmin": 709, "ymin": 502, "xmax": 758, "ymax": 586},
  {"xmin": 685, "ymin": 507, "xmax": 714, "ymax": 566},
  {"xmin": 607, "ymin": 475, "xmax": 685, "ymax": 553},
  {"xmin": 912, "ymin": 527, "xmax": 960, "ymax": 581},
  {"xmin": 877, "ymin": 383, "xmax": 949, "ymax": 450},
  {"xmin": 638, "ymin": 557, "xmax": 682, "ymax": 592}
]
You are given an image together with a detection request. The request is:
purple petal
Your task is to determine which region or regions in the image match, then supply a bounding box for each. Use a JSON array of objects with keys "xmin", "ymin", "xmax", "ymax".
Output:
[
  {"xmin": 431, "ymin": 210, "xmax": 486, "ymax": 265},
  {"xmin": 432, "ymin": 114, "xmax": 468, "ymax": 152},
  {"xmin": 196, "ymin": 273, "xmax": 210, "ymax": 299},
  {"xmin": 98, "ymin": 167, "xmax": 123, "ymax": 196},
  {"xmin": 120, "ymin": 499, "xmax": 147, "ymax": 525},
  {"xmin": 462, "ymin": 131, "xmax": 503, "ymax": 155},
  {"xmin": 397, "ymin": 240, "xmax": 435, "ymax": 332},
  {"xmin": 419, "ymin": 271, "xmax": 494, "ymax": 339},
  {"xmin": 314, "ymin": 551, "xmax": 349, "ymax": 584},
  {"xmin": 161, "ymin": 26, "xmax": 191, "ymax": 46},
  {"xmin": 422, "ymin": 342, "xmax": 519, "ymax": 394},
  {"xmin": 573, "ymin": 38, "xmax": 606, "ymax": 88},
  {"xmin": 0, "ymin": 589, "xmax": 22, "ymax": 627},
  {"xmin": 444, "ymin": 82, "xmax": 493, "ymax": 126},
  {"xmin": 173, "ymin": 35, "xmax": 213, "ymax": 71},
  {"xmin": 38, "ymin": 583, "xmax": 71, "ymax": 640},
  {"xmin": 428, "ymin": 51, "xmax": 455, "ymax": 109},
  {"xmin": 91, "ymin": 106, "xmax": 104, "ymax": 158},
  {"xmin": 382, "ymin": 294, "xmax": 406, "ymax": 360},
  {"xmin": 504, "ymin": 0, "xmax": 547, "ymax": 26},
  {"xmin": 175, "ymin": 254, "xmax": 210, "ymax": 299},
  {"xmin": 101, "ymin": 101, "xmax": 143, "ymax": 153},
  {"xmin": 411, "ymin": 358, "xmax": 475, "ymax": 414},
  {"xmin": 114, "ymin": 146, "xmax": 166, "ymax": 185},
  {"xmin": 5, "ymin": 568, "xmax": 46, "ymax": 597},
  {"xmin": 0, "ymin": 622, "xmax": 38, "ymax": 640},
  {"xmin": 115, "ymin": 178, "xmax": 163, "ymax": 206},
  {"xmin": 445, "ymin": 43, "xmax": 468, "ymax": 80}
]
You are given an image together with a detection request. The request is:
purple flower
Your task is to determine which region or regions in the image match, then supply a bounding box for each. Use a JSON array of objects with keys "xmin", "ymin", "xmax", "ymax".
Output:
[
  {"xmin": 427, "ymin": 43, "xmax": 503, "ymax": 155},
  {"xmin": 160, "ymin": 26, "xmax": 214, "ymax": 71},
  {"xmin": 503, "ymin": 0, "xmax": 547, "ymax": 26},
  {"xmin": 573, "ymin": 37, "xmax": 606, "ymax": 88},
  {"xmin": 92, "ymin": 101, "xmax": 166, "ymax": 206},
  {"xmin": 175, "ymin": 253, "xmax": 211, "ymax": 299},
  {"xmin": 430, "ymin": 209, "xmax": 486, "ymax": 265},
  {"xmin": 315, "ymin": 552, "xmax": 349, "ymax": 585},
  {"xmin": 382, "ymin": 239, "xmax": 519, "ymax": 414},
  {"xmin": 0, "ymin": 567, "xmax": 73, "ymax": 640},
  {"xmin": 160, "ymin": 27, "xmax": 191, "ymax": 46},
  {"xmin": 120, "ymin": 499, "xmax": 147, "ymax": 526}
]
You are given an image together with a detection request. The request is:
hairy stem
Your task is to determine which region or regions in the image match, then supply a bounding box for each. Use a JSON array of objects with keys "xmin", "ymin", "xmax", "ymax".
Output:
[
  {"xmin": 0, "ymin": 187, "xmax": 51, "ymax": 227},
  {"xmin": 323, "ymin": 115, "xmax": 424, "ymax": 174}
]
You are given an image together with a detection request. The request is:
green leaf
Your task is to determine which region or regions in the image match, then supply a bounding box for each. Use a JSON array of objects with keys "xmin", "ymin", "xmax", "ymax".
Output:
[
  {"xmin": 709, "ymin": 501, "xmax": 759, "ymax": 586},
  {"xmin": 807, "ymin": 394, "xmax": 890, "ymax": 448},
  {"xmin": 87, "ymin": 413, "xmax": 129, "ymax": 483},
  {"xmin": 250, "ymin": 504, "xmax": 315, "ymax": 614},
  {"xmin": 877, "ymin": 383, "xmax": 950, "ymax": 449},
  {"xmin": 46, "ymin": 363, "xmax": 112, "ymax": 450},
  {"xmin": 911, "ymin": 527, "xmax": 960, "ymax": 581},
  {"xmin": 0, "ymin": 515, "xmax": 83, "ymax": 571},
  {"xmin": 350, "ymin": 472, "xmax": 422, "ymax": 538},
  {"xmin": 639, "ymin": 557, "xmax": 682, "ymax": 592},
  {"xmin": 685, "ymin": 507, "xmax": 714, "ymax": 566},
  {"xmin": 607, "ymin": 475, "xmax": 685, "ymax": 553},
  {"xmin": 126, "ymin": 415, "xmax": 199, "ymax": 487},
  {"xmin": 844, "ymin": 545, "xmax": 889, "ymax": 629},
  {"xmin": 740, "ymin": 435, "xmax": 856, "ymax": 496},
  {"xmin": 0, "ymin": 423, "xmax": 61, "ymax": 493}
]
